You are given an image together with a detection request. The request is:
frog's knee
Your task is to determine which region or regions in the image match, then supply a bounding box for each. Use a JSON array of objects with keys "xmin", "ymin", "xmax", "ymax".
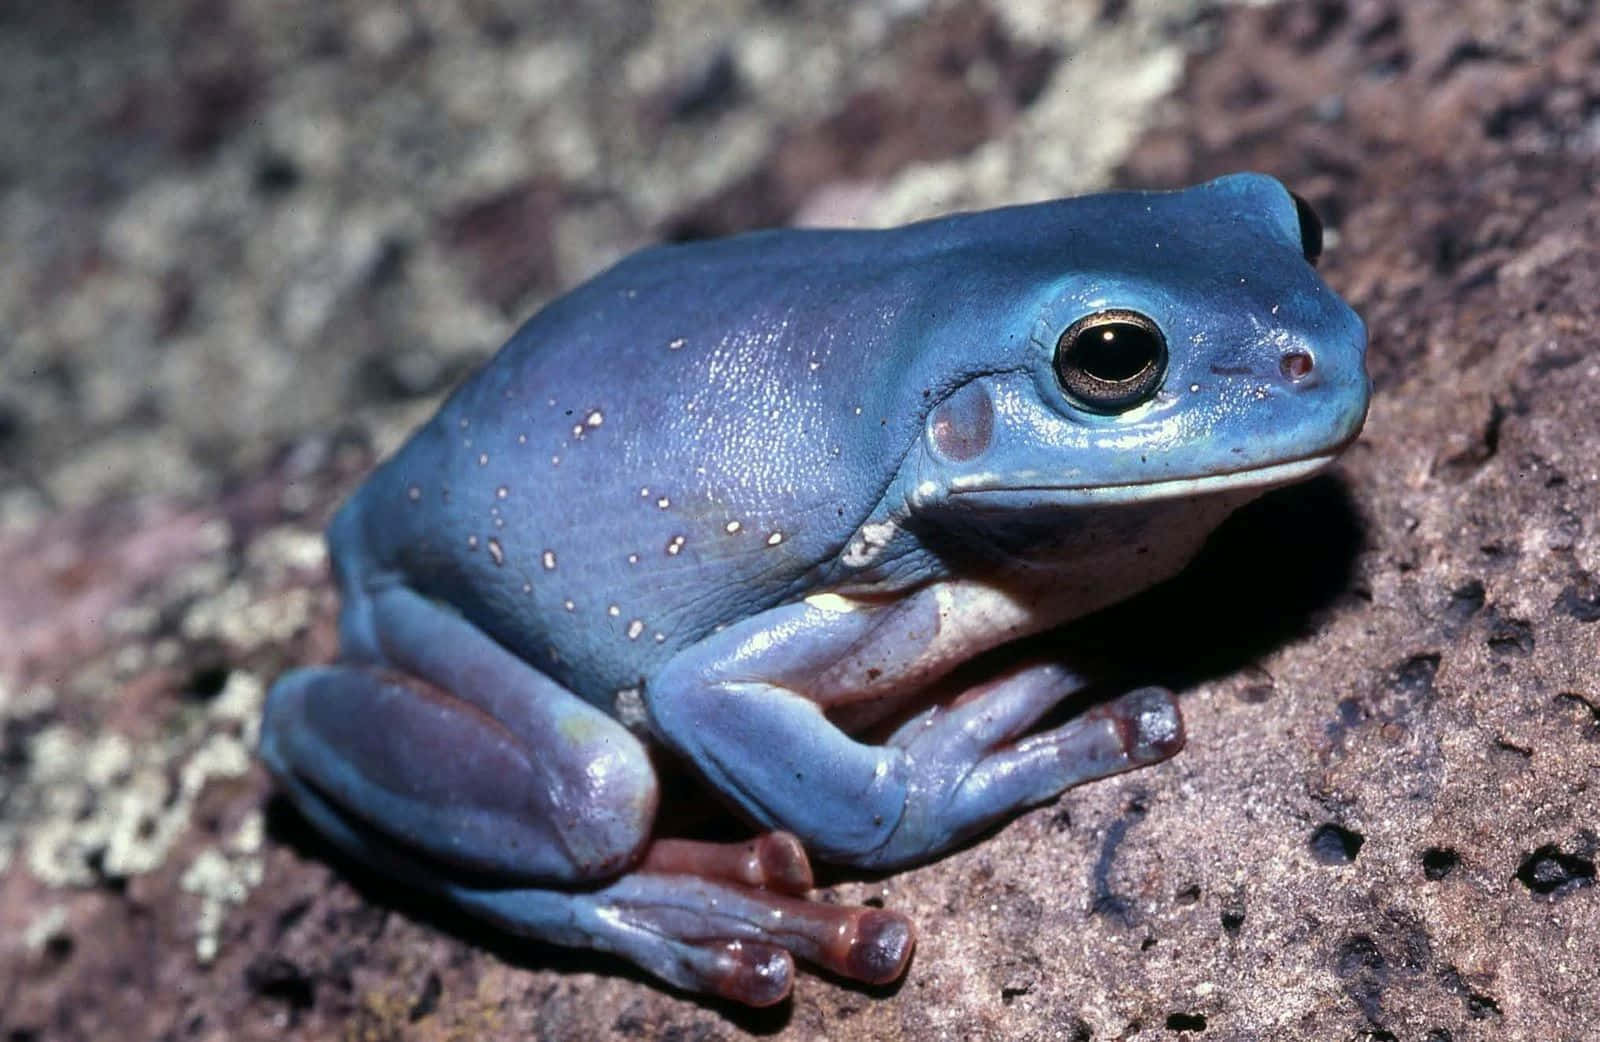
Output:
[{"xmin": 546, "ymin": 724, "xmax": 659, "ymax": 877}]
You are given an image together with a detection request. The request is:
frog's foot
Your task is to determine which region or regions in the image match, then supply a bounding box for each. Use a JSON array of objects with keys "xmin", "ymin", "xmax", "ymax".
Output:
[
  {"xmin": 454, "ymin": 839, "xmax": 917, "ymax": 1005},
  {"xmin": 281, "ymin": 779, "xmax": 911, "ymax": 1005},
  {"xmin": 875, "ymin": 669, "xmax": 1185, "ymax": 866}
]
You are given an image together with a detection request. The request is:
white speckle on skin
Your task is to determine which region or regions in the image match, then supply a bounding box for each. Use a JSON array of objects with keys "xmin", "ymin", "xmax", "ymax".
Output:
[
  {"xmin": 571, "ymin": 424, "xmax": 585, "ymax": 439},
  {"xmin": 656, "ymin": 497, "xmax": 670, "ymax": 509},
  {"xmin": 614, "ymin": 687, "xmax": 649, "ymax": 729},
  {"xmin": 627, "ymin": 553, "xmax": 640, "ymax": 565},
  {"xmin": 666, "ymin": 535, "xmax": 685, "ymax": 555},
  {"xmin": 767, "ymin": 532, "xmax": 784, "ymax": 546},
  {"xmin": 842, "ymin": 520, "xmax": 897, "ymax": 568},
  {"xmin": 668, "ymin": 337, "xmax": 686, "ymax": 350},
  {"xmin": 406, "ymin": 485, "xmax": 421, "ymax": 501},
  {"xmin": 542, "ymin": 550, "xmax": 557, "ymax": 570},
  {"xmin": 563, "ymin": 599, "xmax": 575, "ymax": 611},
  {"xmin": 478, "ymin": 452, "xmax": 489, "ymax": 466},
  {"xmin": 586, "ymin": 410, "xmax": 604, "ymax": 427},
  {"xmin": 639, "ymin": 486, "xmax": 650, "ymax": 497},
  {"xmin": 654, "ymin": 632, "xmax": 666, "ymax": 643},
  {"xmin": 626, "ymin": 619, "xmax": 645, "ymax": 640},
  {"xmin": 458, "ymin": 418, "xmax": 469, "ymax": 429},
  {"xmin": 1190, "ymin": 383, "xmax": 1201, "ymax": 392},
  {"xmin": 467, "ymin": 535, "xmax": 479, "ymax": 550},
  {"xmin": 517, "ymin": 433, "xmax": 528, "ymax": 445},
  {"xmin": 725, "ymin": 521, "xmax": 742, "ymax": 534},
  {"xmin": 496, "ymin": 486, "xmax": 509, "ymax": 499},
  {"xmin": 487, "ymin": 538, "xmax": 504, "ymax": 566},
  {"xmin": 608, "ymin": 604, "xmax": 621, "ymax": 617},
  {"xmin": 551, "ymin": 455, "xmax": 561, "ymax": 466},
  {"xmin": 915, "ymin": 480, "xmax": 938, "ymax": 499},
  {"xmin": 522, "ymin": 582, "xmax": 533, "ymax": 594},
  {"xmin": 805, "ymin": 592, "xmax": 857, "ymax": 614}
]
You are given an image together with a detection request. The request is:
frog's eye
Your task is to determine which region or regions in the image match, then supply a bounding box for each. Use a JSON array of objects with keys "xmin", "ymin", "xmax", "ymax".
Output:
[
  {"xmin": 1290, "ymin": 191, "xmax": 1323, "ymax": 266},
  {"xmin": 1053, "ymin": 310, "xmax": 1168, "ymax": 414}
]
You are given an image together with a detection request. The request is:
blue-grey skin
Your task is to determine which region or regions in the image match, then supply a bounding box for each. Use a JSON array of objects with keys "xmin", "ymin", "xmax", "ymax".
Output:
[{"xmin": 261, "ymin": 173, "xmax": 1368, "ymax": 1004}]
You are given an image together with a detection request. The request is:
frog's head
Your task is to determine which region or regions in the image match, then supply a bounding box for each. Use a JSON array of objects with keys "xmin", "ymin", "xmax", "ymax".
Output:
[{"xmin": 904, "ymin": 172, "xmax": 1369, "ymax": 516}]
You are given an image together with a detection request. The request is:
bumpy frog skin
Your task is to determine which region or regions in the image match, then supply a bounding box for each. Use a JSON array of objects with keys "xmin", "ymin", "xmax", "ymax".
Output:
[{"xmin": 261, "ymin": 173, "xmax": 1369, "ymax": 1005}]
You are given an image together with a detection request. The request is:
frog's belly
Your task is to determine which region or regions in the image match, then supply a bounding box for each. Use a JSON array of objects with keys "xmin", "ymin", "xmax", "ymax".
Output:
[{"xmin": 808, "ymin": 488, "xmax": 1260, "ymax": 716}]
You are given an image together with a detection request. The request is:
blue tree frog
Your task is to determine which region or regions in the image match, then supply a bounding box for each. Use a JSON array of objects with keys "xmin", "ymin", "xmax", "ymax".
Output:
[{"xmin": 261, "ymin": 173, "xmax": 1368, "ymax": 1005}]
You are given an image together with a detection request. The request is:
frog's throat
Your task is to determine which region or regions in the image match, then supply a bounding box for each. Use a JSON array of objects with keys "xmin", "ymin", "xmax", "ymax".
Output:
[{"xmin": 941, "ymin": 452, "xmax": 1341, "ymax": 507}]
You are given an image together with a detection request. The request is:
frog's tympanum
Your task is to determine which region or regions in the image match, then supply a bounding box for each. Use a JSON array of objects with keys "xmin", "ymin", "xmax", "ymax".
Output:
[{"xmin": 262, "ymin": 174, "xmax": 1369, "ymax": 1004}]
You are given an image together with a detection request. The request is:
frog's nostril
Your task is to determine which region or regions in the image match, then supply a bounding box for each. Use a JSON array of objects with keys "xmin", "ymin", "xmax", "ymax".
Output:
[{"xmin": 1280, "ymin": 350, "xmax": 1315, "ymax": 383}]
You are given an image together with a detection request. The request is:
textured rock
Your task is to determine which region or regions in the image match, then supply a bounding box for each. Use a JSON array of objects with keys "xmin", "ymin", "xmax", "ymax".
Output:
[{"xmin": 3, "ymin": 1, "xmax": 1598, "ymax": 1040}]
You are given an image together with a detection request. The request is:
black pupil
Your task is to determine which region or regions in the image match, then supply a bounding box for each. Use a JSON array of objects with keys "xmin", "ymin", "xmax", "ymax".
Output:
[
  {"xmin": 1070, "ymin": 322, "xmax": 1159, "ymax": 382},
  {"xmin": 1054, "ymin": 311, "xmax": 1168, "ymax": 413}
]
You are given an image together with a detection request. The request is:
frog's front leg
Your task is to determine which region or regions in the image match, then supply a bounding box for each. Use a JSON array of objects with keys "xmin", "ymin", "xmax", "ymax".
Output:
[
  {"xmin": 260, "ymin": 581, "xmax": 912, "ymax": 1004},
  {"xmin": 647, "ymin": 585, "xmax": 1184, "ymax": 869}
]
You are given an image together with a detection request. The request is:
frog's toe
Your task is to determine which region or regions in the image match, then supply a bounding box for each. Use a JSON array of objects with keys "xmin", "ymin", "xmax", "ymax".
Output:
[
  {"xmin": 640, "ymin": 831, "xmax": 814, "ymax": 895},
  {"xmin": 697, "ymin": 940, "xmax": 795, "ymax": 1006}
]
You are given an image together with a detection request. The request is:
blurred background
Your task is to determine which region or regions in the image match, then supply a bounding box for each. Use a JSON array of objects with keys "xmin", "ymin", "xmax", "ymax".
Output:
[{"xmin": 1, "ymin": 0, "xmax": 1225, "ymax": 522}]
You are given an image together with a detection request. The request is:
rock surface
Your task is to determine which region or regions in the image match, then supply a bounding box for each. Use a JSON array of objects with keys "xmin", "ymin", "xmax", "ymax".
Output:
[{"xmin": 3, "ymin": 1, "xmax": 1597, "ymax": 1040}]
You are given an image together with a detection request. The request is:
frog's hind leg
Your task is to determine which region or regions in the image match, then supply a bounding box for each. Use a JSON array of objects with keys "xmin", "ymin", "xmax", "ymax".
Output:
[
  {"xmin": 260, "ymin": 582, "xmax": 912, "ymax": 1003},
  {"xmin": 262, "ymin": 582, "xmax": 659, "ymax": 883}
]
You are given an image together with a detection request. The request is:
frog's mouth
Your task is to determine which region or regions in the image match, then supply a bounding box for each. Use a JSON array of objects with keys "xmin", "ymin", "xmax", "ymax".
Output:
[{"xmin": 941, "ymin": 451, "xmax": 1342, "ymax": 507}]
